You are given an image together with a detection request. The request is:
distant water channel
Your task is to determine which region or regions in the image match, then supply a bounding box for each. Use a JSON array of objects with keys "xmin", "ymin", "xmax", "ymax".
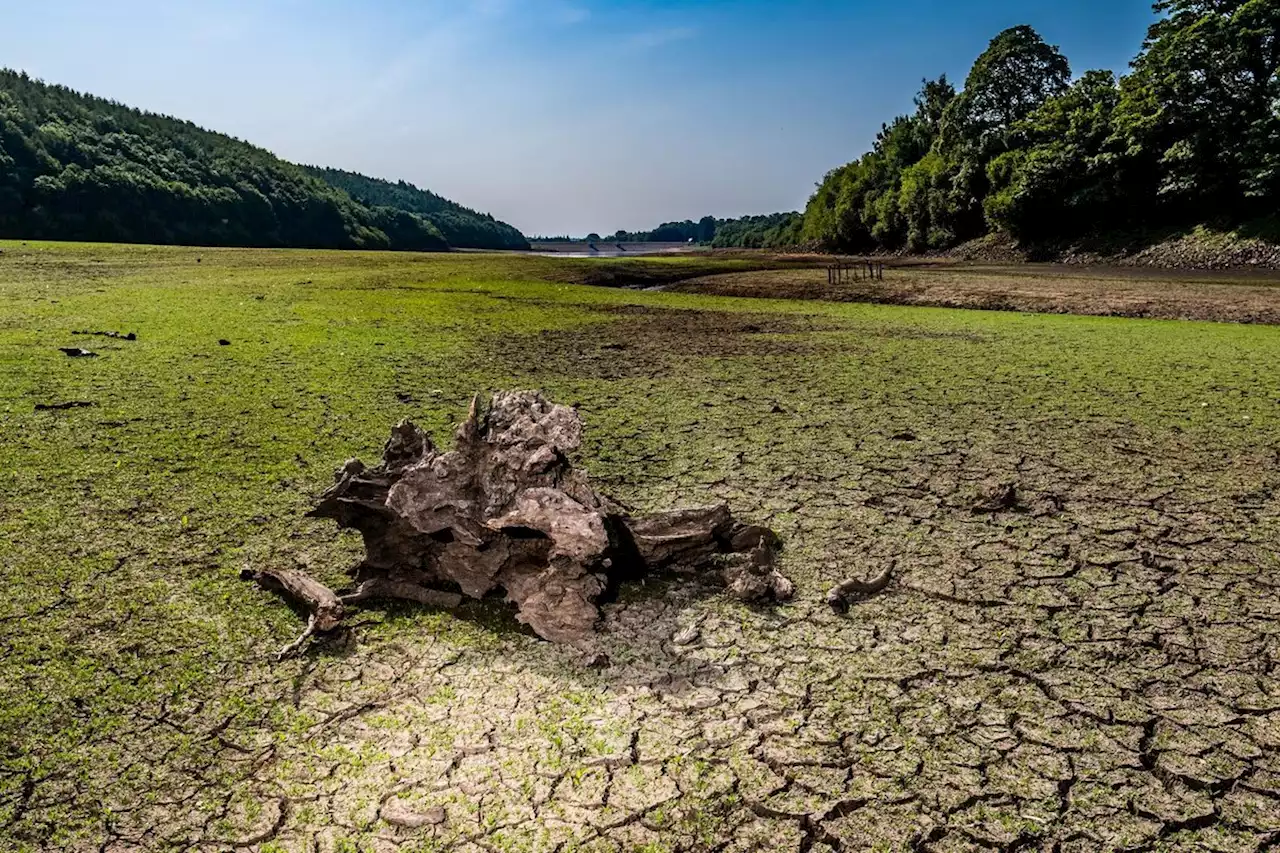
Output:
[{"xmin": 527, "ymin": 241, "xmax": 695, "ymax": 259}]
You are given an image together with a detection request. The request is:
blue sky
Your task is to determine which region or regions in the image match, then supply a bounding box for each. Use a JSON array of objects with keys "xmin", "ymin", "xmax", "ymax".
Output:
[{"xmin": 2, "ymin": 1, "xmax": 1157, "ymax": 237}]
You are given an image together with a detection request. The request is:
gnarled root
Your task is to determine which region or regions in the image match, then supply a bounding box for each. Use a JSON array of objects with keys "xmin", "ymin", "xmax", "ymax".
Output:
[
  {"xmin": 274, "ymin": 614, "xmax": 319, "ymax": 661},
  {"xmin": 340, "ymin": 578, "xmax": 463, "ymax": 610},
  {"xmin": 827, "ymin": 563, "xmax": 894, "ymax": 613},
  {"xmin": 721, "ymin": 539, "xmax": 795, "ymax": 603},
  {"xmin": 241, "ymin": 566, "xmax": 346, "ymax": 658},
  {"xmin": 252, "ymin": 392, "xmax": 793, "ymax": 652}
]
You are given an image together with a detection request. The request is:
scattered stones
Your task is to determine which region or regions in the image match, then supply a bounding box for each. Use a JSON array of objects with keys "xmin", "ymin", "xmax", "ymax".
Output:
[
  {"xmin": 73, "ymin": 330, "xmax": 136, "ymax": 340},
  {"xmin": 34, "ymin": 401, "xmax": 96, "ymax": 411}
]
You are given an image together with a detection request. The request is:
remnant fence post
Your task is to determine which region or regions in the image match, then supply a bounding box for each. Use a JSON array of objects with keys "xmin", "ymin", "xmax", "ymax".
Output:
[{"xmin": 829, "ymin": 261, "xmax": 884, "ymax": 285}]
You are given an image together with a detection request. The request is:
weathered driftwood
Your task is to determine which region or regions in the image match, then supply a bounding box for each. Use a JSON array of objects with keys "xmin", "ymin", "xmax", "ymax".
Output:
[
  {"xmin": 239, "ymin": 567, "xmax": 346, "ymax": 658},
  {"xmin": 826, "ymin": 563, "xmax": 894, "ymax": 613},
  {"xmin": 248, "ymin": 391, "xmax": 792, "ymax": 652}
]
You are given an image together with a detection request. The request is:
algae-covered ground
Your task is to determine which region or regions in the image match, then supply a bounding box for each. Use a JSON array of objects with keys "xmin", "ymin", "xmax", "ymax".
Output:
[{"xmin": 3, "ymin": 242, "xmax": 1280, "ymax": 852}]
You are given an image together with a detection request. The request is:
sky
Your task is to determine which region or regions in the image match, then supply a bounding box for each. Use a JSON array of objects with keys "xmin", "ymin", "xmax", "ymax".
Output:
[{"xmin": 1, "ymin": 0, "xmax": 1158, "ymax": 237}]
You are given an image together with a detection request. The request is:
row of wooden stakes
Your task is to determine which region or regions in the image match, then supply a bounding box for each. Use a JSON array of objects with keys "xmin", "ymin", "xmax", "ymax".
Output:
[{"xmin": 827, "ymin": 262, "xmax": 885, "ymax": 284}]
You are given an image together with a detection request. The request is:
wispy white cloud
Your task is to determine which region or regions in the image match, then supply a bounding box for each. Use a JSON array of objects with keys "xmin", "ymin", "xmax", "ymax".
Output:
[{"xmin": 626, "ymin": 25, "xmax": 697, "ymax": 51}]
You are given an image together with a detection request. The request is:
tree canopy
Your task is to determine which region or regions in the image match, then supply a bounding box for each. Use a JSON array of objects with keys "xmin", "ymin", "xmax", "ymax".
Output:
[
  {"xmin": 302, "ymin": 167, "xmax": 527, "ymax": 250},
  {"xmin": 801, "ymin": 7, "xmax": 1280, "ymax": 252},
  {"xmin": 604, "ymin": 213, "xmax": 802, "ymax": 248},
  {"xmin": 0, "ymin": 70, "xmax": 526, "ymax": 251}
]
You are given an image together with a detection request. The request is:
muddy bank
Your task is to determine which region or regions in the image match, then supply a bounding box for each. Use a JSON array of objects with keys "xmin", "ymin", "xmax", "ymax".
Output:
[{"xmin": 668, "ymin": 264, "xmax": 1280, "ymax": 324}]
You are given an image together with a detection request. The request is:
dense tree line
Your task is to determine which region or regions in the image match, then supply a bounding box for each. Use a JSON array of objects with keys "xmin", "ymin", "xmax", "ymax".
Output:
[
  {"xmin": 802, "ymin": 0, "xmax": 1280, "ymax": 252},
  {"xmin": 301, "ymin": 167, "xmax": 527, "ymax": 250},
  {"xmin": 591, "ymin": 212, "xmax": 802, "ymax": 248},
  {"xmin": 0, "ymin": 70, "xmax": 524, "ymax": 251},
  {"xmin": 708, "ymin": 213, "xmax": 804, "ymax": 248}
]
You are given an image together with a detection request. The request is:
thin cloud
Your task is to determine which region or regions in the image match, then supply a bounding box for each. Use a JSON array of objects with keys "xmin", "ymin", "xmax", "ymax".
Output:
[{"xmin": 626, "ymin": 26, "xmax": 697, "ymax": 50}]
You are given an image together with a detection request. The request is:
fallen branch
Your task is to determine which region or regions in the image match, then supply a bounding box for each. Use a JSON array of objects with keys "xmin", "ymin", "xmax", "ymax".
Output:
[
  {"xmin": 827, "ymin": 563, "xmax": 894, "ymax": 613},
  {"xmin": 340, "ymin": 578, "xmax": 463, "ymax": 610},
  {"xmin": 73, "ymin": 330, "xmax": 136, "ymax": 341},
  {"xmin": 34, "ymin": 401, "xmax": 96, "ymax": 411},
  {"xmin": 240, "ymin": 567, "xmax": 345, "ymax": 657},
  {"xmin": 274, "ymin": 614, "xmax": 318, "ymax": 660}
]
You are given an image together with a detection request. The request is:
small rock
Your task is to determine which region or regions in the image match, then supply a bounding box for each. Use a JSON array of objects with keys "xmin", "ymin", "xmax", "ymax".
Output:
[
  {"xmin": 673, "ymin": 623, "xmax": 701, "ymax": 646},
  {"xmin": 381, "ymin": 798, "xmax": 445, "ymax": 828},
  {"xmin": 971, "ymin": 480, "xmax": 1017, "ymax": 513},
  {"xmin": 218, "ymin": 339, "xmax": 231, "ymax": 346},
  {"xmin": 583, "ymin": 651, "xmax": 611, "ymax": 669},
  {"xmin": 59, "ymin": 347, "xmax": 97, "ymax": 358}
]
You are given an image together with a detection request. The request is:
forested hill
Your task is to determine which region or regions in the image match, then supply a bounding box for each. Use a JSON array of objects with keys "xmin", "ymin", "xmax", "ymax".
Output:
[
  {"xmin": 303, "ymin": 167, "xmax": 528, "ymax": 250},
  {"xmin": 801, "ymin": 0, "xmax": 1280, "ymax": 254},
  {"xmin": 598, "ymin": 212, "xmax": 803, "ymax": 248},
  {"xmin": 0, "ymin": 70, "xmax": 525, "ymax": 251}
]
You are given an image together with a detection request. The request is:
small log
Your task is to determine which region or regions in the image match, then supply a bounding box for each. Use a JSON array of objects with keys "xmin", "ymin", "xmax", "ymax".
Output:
[
  {"xmin": 341, "ymin": 578, "xmax": 463, "ymax": 610},
  {"xmin": 827, "ymin": 564, "xmax": 894, "ymax": 613},
  {"xmin": 241, "ymin": 567, "xmax": 345, "ymax": 630},
  {"xmin": 241, "ymin": 567, "xmax": 345, "ymax": 657}
]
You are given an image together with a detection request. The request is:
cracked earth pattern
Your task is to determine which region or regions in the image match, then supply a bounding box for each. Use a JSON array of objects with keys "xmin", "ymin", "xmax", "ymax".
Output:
[{"xmin": 18, "ymin": 300, "xmax": 1280, "ymax": 852}]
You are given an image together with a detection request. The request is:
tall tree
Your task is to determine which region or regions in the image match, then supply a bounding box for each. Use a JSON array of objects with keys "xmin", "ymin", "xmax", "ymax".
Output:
[
  {"xmin": 942, "ymin": 26, "xmax": 1072, "ymax": 153},
  {"xmin": 1115, "ymin": 0, "xmax": 1280, "ymax": 218},
  {"xmin": 984, "ymin": 70, "xmax": 1127, "ymax": 239},
  {"xmin": 937, "ymin": 26, "xmax": 1071, "ymax": 240}
]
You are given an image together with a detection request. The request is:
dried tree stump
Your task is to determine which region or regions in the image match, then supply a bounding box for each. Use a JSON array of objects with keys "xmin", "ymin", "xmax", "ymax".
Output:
[{"xmin": 248, "ymin": 391, "xmax": 793, "ymax": 650}]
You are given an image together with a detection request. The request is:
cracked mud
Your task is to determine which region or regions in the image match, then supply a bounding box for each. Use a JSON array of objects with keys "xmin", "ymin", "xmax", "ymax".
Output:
[{"xmin": 6, "ymin": 250, "xmax": 1280, "ymax": 852}]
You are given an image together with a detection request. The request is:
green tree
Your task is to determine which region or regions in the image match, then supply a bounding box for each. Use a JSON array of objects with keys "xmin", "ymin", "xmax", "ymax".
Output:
[
  {"xmin": 1114, "ymin": 0, "xmax": 1280, "ymax": 219},
  {"xmin": 937, "ymin": 26, "xmax": 1071, "ymax": 241},
  {"xmin": 984, "ymin": 70, "xmax": 1126, "ymax": 239},
  {"xmin": 0, "ymin": 69, "xmax": 527, "ymax": 251},
  {"xmin": 942, "ymin": 26, "xmax": 1071, "ymax": 153}
]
